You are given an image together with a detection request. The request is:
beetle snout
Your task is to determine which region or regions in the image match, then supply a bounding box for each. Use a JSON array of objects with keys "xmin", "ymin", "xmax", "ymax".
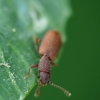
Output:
[{"xmin": 41, "ymin": 83, "xmax": 47, "ymax": 86}]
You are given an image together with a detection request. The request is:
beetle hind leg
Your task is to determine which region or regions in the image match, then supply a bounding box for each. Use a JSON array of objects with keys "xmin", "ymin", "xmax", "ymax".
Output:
[
  {"xmin": 51, "ymin": 61, "xmax": 57, "ymax": 66},
  {"xmin": 34, "ymin": 37, "xmax": 41, "ymax": 52}
]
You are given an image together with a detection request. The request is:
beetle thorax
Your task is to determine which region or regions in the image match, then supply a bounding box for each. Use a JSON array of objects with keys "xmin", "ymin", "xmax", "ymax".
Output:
[{"xmin": 38, "ymin": 54, "xmax": 51, "ymax": 84}]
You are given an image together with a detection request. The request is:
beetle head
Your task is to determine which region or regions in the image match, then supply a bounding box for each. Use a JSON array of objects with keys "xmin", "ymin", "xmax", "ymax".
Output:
[{"xmin": 38, "ymin": 72, "xmax": 50, "ymax": 86}]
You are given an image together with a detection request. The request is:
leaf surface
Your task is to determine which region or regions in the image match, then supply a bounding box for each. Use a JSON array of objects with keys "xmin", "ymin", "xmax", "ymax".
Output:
[{"xmin": 0, "ymin": 0, "xmax": 72, "ymax": 100}]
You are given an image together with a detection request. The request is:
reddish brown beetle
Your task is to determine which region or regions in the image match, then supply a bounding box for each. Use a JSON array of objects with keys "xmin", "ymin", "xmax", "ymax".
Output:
[{"xmin": 25, "ymin": 30, "xmax": 71, "ymax": 97}]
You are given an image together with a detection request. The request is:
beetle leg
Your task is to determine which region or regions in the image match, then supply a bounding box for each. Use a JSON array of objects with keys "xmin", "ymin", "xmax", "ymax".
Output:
[
  {"xmin": 34, "ymin": 37, "xmax": 41, "ymax": 52},
  {"xmin": 24, "ymin": 64, "xmax": 38, "ymax": 79},
  {"xmin": 34, "ymin": 83, "xmax": 41, "ymax": 97},
  {"xmin": 51, "ymin": 61, "xmax": 57, "ymax": 66}
]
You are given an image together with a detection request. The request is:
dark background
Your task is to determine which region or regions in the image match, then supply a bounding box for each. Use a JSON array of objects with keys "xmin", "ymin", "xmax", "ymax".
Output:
[{"xmin": 25, "ymin": 0, "xmax": 100, "ymax": 100}]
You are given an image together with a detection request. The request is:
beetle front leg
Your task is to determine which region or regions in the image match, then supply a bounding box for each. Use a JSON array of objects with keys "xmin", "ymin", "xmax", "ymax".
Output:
[
  {"xmin": 34, "ymin": 37, "xmax": 41, "ymax": 52},
  {"xmin": 24, "ymin": 64, "xmax": 38, "ymax": 79}
]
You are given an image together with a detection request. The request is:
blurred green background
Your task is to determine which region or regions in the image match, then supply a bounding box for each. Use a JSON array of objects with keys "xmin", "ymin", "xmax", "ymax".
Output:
[{"xmin": 25, "ymin": 0, "xmax": 100, "ymax": 100}]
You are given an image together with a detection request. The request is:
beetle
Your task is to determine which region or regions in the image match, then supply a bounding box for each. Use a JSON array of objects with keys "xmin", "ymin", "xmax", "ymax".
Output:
[{"xmin": 24, "ymin": 30, "xmax": 71, "ymax": 97}]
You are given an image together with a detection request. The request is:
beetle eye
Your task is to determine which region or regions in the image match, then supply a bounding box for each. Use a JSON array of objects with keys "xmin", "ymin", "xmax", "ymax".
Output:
[
  {"xmin": 38, "ymin": 74, "xmax": 40, "ymax": 78},
  {"xmin": 47, "ymin": 80, "xmax": 49, "ymax": 83}
]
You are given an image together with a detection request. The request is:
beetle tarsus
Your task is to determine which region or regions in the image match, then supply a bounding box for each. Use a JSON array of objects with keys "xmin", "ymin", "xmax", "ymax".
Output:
[{"xmin": 34, "ymin": 83, "xmax": 41, "ymax": 97}]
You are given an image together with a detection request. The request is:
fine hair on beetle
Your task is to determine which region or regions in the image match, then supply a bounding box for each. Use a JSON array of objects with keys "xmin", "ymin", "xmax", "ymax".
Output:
[{"xmin": 24, "ymin": 30, "xmax": 71, "ymax": 97}]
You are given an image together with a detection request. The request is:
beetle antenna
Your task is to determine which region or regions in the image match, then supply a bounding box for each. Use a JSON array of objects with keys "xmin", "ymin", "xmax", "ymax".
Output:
[
  {"xmin": 49, "ymin": 81, "xmax": 71, "ymax": 97},
  {"xmin": 34, "ymin": 83, "xmax": 41, "ymax": 97}
]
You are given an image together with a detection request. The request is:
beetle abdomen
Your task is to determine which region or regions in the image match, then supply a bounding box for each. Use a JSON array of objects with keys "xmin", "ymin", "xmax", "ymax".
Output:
[{"xmin": 39, "ymin": 30, "xmax": 62, "ymax": 60}]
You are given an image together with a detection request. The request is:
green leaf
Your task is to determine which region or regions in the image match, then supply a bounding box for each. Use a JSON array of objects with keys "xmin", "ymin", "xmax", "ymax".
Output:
[{"xmin": 0, "ymin": 0, "xmax": 72, "ymax": 100}]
